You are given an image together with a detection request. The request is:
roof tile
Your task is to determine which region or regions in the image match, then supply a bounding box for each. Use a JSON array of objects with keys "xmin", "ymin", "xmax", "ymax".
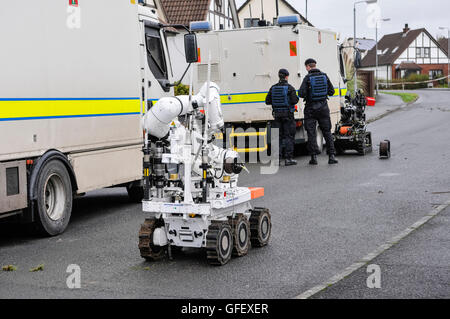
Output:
[
  {"xmin": 361, "ymin": 29, "xmax": 423, "ymax": 67},
  {"xmin": 161, "ymin": 0, "xmax": 210, "ymax": 26}
]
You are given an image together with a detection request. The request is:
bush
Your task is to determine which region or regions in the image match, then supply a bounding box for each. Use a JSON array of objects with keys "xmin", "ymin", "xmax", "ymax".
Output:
[
  {"xmin": 174, "ymin": 83, "xmax": 190, "ymax": 96},
  {"xmin": 346, "ymin": 67, "xmax": 365, "ymax": 97},
  {"xmin": 383, "ymin": 74, "xmax": 429, "ymax": 90}
]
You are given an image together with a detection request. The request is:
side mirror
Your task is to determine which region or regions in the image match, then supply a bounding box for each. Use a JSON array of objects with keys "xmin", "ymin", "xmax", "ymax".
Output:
[
  {"xmin": 354, "ymin": 50, "xmax": 362, "ymax": 69},
  {"xmin": 184, "ymin": 33, "xmax": 198, "ymax": 64}
]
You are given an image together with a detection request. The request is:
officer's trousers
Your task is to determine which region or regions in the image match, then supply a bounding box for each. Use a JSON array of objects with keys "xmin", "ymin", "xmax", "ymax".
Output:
[
  {"xmin": 272, "ymin": 111, "xmax": 296, "ymax": 159},
  {"xmin": 304, "ymin": 105, "xmax": 335, "ymax": 156}
]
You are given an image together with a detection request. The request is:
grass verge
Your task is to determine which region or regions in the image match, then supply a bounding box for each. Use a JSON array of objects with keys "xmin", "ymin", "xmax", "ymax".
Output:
[{"xmin": 381, "ymin": 91, "xmax": 419, "ymax": 103}]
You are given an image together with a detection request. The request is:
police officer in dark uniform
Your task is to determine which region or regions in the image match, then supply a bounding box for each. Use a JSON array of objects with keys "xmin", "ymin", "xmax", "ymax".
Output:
[
  {"xmin": 299, "ymin": 59, "xmax": 338, "ymax": 165},
  {"xmin": 265, "ymin": 69, "xmax": 299, "ymax": 166}
]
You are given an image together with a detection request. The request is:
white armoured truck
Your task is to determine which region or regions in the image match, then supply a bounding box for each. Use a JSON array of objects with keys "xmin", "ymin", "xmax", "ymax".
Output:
[
  {"xmin": 0, "ymin": 0, "xmax": 179, "ymax": 235},
  {"xmin": 190, "ymin": 15, "xmax": 348, "ymax": 153}
]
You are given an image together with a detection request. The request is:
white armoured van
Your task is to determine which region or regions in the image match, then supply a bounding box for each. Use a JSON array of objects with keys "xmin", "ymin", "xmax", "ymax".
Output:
[
  {"xmin": 193, "ymin": 17, "xmax": 348, "ymax": 152},
  {"xmin": 0, "ymin": 0, "xmax": 175, "ymax": 235}
]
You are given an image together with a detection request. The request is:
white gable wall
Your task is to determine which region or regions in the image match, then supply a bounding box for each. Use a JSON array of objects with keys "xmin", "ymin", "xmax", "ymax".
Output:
[
  {"xmin": 238, "ymin": 0, "xmax": 305, "ymax": 27},
  {"xmin": 208, "ymin": 0, "xmax": 236, "ymax": 30},
  {"xmin": 394, "ymin": 31, "xmax": 448, "ymax": 65},
  {"xmin": 359, "ymin": 65, "xmax": 393, "ymax": 81}
]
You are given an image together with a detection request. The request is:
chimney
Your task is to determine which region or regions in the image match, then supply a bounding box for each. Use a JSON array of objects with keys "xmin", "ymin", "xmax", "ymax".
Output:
[{"xmin": 403, "ymin": 24, "xmax": 410, "ymax": 34}]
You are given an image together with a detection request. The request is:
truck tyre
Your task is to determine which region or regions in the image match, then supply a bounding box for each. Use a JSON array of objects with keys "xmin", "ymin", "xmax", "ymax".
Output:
[
  {"xmin": 35, "ymin": 160, "xmax": 72, "ymax": 236},
  {"xmin": 127, "ymin": 185, "xmax": 144, "ymax": 203}
]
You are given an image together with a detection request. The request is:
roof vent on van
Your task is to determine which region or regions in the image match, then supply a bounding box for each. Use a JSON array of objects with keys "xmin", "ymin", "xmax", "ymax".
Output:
[
  {"xmin": 277, "ymin": 15, "xmax": 301, "ymax": 26},
  {"xmin": 190, "ymin": 21, "xmax": 212, "ymax": 32}
]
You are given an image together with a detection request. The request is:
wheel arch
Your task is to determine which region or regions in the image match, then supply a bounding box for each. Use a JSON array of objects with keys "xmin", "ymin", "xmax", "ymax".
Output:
[{"xmin": 29, "ymin": 149, "xmax": 78, "ymax": 201}]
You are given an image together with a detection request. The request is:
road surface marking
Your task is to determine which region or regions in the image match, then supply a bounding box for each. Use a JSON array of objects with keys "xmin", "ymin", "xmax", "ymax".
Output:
[{"xmin": 294, "ymin": 199, "xmax": 450, "ymax": 299}]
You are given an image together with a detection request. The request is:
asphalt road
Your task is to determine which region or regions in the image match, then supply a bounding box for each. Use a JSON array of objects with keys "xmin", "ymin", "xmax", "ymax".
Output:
[
  {"xmin": 312, "ymin": 205, "xmax": 450, "ymax": 299},
  {"xmin": 1, "ymin": 90, "xmax": 449, "ymax": 299}
]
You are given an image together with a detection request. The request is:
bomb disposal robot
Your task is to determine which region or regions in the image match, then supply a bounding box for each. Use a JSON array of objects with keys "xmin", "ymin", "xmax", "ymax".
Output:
[{"xmin": 139, "ymin": 24, "xmax": 271, "ymax": 266}]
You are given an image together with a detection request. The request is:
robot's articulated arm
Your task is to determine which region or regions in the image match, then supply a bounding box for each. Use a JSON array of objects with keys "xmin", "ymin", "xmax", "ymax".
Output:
[{"xmin": 142, "ymin": 82, "xmax": 224, "ymax": 139}]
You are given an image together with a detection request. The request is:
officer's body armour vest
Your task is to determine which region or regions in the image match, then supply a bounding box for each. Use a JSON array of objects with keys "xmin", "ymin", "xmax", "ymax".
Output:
[
  {"xmin": 271, "ymin": 86, "xmax": 290, "ymax": 111},
  {"xmin": 310, "ymin": 74, "xmax": 328, "ymax": 102}
]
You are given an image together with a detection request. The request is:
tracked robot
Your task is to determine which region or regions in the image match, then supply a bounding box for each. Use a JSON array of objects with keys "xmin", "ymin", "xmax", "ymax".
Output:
[
  {"xmin": 334, "ymin": 90, "xmax": 373, "ymax": 155},
  {"xmin": 139, "ymin": 78, "xmax": 271, "ymax": 266}
]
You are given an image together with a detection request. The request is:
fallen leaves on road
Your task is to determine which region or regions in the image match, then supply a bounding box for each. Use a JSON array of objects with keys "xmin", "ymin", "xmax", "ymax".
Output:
[
  {"xmin": 2, "ymin": 265, "xmax": 17, "ymax": 272},
  {"xmin": 29, "ymin": 264, "xmax": 44, "ymax": 272}
]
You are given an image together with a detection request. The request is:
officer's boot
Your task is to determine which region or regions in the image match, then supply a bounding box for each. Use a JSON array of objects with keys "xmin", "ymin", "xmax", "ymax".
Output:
[
  {"xmin": 285, "ymin": 158, "xmax": 298, "ymax": 166},
  {"xmin": 309, "ymin": 155, "xmax": 318, "ymax": 165},
  {"xmin": 328, "ymin": 154, "xmax": 338, "ymax": 165}
]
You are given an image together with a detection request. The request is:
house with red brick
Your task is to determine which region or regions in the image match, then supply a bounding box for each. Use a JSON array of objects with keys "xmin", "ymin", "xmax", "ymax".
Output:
[{"xmin": 360, "ymin": 24, "xmax": 449, "ymax": 82}]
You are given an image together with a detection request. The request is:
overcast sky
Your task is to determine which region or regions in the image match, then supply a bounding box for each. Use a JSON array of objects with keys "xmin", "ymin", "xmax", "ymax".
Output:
[{"xmin": 236, "ymin": 0, "xmax": 450, "ymax": 41}]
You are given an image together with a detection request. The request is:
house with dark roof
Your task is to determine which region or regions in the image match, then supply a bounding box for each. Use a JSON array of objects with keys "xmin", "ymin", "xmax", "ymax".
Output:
[
  {"xmin": 438, "ymin": 38, "xmax": 448, "ymax": 56},
  {"xmin": 360, "ymin": 24, "xmax": 449, "ymax": 81},
  {"xmin": 160, "ymin": 0, "xmax": 240, "ymax": 30},
  {"xmin": 238, "ymin": 0, "xmax": 312, "ymax": 28}
]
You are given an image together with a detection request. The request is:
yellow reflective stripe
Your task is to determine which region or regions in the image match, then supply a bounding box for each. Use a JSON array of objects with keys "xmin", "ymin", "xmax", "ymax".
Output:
[
  {"xmin": 0, "ymin": 99, "xmax": 141, "ymax": 120},
  {"xmin": 221, "ymin": 93, "xmax": 267, "ymax": 105},
  {"xmin": 221, "ymin": 88, "xmax": 347, "ymax": 105}
]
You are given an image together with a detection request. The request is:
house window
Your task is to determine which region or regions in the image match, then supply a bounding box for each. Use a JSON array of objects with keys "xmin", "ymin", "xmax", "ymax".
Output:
[
  {"xmin": 416, "ymin": 47, "xmax": 431, "ymax": 58},
  {"xmin": 244, "ymin": 18, "xmax": 260, "ymax": 28},
  {"xmin": 416, "ymin": 47, "xmax": 422, "ymax": 58},
  {"xmin": 429, "ymin": 69, "xmax": 443, "ymax": 79}
]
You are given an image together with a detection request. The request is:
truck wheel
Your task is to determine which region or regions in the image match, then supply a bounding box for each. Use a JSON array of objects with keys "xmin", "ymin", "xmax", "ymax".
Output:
[
  {"xmin": 250, "ymin": 208, "xmax": 272, "ymax": 247},
  {"xmin": 35, "ymin": 160, "xmax": 72, "ymax": 236},
  {"xmin": 127, "ymin": 185, "xmax": 144, "ymax": 203},
  {"xmin": 206, "ymin": 221, "xmax": 233, "ymax": 266}
]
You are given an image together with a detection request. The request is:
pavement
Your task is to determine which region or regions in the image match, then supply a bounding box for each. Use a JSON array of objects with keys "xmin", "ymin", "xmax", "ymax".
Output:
[
  {"xmin": 366, "ymin": 92, "xmax": 413, "ymax": 123},
  {"xmin": 0, "ymin": 89, "xmax": 449, "ymax": 299},
  {"xmin": 313, "ymin": 205, "xmax": 450, "ymax": 299}
]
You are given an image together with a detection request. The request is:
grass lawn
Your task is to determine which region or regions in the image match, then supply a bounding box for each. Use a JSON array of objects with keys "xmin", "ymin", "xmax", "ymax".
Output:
[{"xmin": 381, "ymin": 91, "xmax": 419, "ymax": 103}]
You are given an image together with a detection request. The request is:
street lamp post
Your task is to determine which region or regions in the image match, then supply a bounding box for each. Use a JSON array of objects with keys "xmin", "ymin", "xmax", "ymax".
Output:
[
  {"xmin": 354, "ymin": 0, "xmax": 377, "ymax": 96},
  {"xmin": 305, "ymin": 0, "xmax": 308, "ymax": 21},
  {"xmin": 439, "ymin": 27, "xmax": 450, "ymax": 88},
  {"xmin": 376, "ymin": 18, "xmax": 391, "ymax": 96}
]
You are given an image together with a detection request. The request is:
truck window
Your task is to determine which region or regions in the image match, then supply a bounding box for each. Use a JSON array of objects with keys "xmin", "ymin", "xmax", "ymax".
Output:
[{"xmin": 145, "ymin": 26, "xmax": 168, "ymax": 87}]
